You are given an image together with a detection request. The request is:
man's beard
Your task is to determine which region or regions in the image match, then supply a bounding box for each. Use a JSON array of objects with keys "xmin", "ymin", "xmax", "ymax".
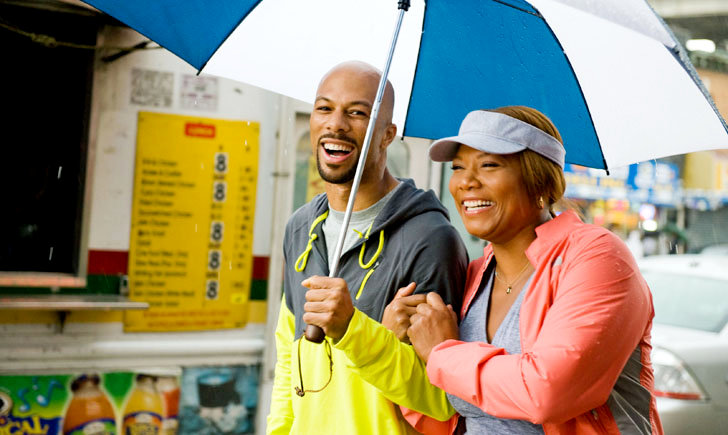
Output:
[
  {"xmin": 315, "ymin": 133, "xmax": 359, "ymax": 184},
  {"xmin": 316, "ymin": 150, "xmax": 358, "ymax": 184}
]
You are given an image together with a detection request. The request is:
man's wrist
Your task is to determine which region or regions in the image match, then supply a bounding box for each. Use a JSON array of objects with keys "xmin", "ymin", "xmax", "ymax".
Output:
[
  {"xmin": 332, "ymin": 307, "xmax": 356, "ymax": 343},
  {"xmin": 333, "ymin": 308, "xmax": 362, "ymax": 346}
]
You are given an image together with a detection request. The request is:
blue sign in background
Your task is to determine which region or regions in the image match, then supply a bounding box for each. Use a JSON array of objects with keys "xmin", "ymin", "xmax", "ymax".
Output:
[
  {"xmin": 564, "ymin": 162, "xmax": 681, "ymax": 206},
  {"xmin": 626, "ymin": 161, "xmax": 681, "ymax": 206}
]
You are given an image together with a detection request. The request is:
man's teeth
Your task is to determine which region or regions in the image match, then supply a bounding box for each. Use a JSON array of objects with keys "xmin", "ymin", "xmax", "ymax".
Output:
[
  {"xmin": 463, "ymin": 200, "xmax": 493, "ymax": 210},
  {"xmin": 323, "ymin": 142, "xmax": 353, "ymax": 153}
]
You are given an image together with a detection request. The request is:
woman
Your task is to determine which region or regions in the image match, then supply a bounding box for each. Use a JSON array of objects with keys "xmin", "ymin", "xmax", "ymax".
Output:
[{"xmin": 396, "ymin": 107, "xmax": 663, "ymax": 434}]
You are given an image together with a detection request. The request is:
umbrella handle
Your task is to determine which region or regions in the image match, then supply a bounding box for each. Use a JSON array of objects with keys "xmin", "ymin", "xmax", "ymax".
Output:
[{"xmin": 305, "ymin": 324, "xmax": 326, "ymax": 343}]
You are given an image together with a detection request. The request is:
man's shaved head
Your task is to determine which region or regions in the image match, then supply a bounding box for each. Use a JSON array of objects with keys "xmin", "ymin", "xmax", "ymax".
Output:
[{"xmin": 317, "ymin": 60, "xmax": 395, "ymax": 127}]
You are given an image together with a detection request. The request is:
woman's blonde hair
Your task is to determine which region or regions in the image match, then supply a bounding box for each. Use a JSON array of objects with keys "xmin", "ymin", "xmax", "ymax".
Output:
[{"xmin": 487, "ymin": 106, "xmax": 567, "ymax": 215}]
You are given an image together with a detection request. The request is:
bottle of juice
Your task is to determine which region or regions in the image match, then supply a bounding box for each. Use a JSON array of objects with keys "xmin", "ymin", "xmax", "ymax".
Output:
[
  {"xmin": 156, "ymin": 376, "xmax": 180, "ymax": 435},
  {"xmin": 63, "ymin": 374, "xmax": 117, "ymax": 435},
  {"xmin": 122, "ymin": 374, "xmax": 163, "ymax": 435}
]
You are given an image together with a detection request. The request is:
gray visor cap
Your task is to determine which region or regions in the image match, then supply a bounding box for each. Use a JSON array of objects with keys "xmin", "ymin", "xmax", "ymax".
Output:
[{"xmin": 429, "ymin": 110, "xmax": 565, "ymax": 168}]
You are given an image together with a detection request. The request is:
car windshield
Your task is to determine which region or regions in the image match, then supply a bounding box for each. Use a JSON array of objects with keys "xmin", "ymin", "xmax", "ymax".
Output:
[{"xmin": 641, "ymin": 271, "xmax": 728, "ymax": 333}]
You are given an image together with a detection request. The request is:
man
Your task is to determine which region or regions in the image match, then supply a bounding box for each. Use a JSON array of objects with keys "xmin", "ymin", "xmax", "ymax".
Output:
[{"xmin": 267, "ymin": 61, "xmax": 468, "ymax": 434}]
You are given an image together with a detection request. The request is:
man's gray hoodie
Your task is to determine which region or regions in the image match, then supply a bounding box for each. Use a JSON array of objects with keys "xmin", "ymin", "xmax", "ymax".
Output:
[{"xmin": 283, "ymin": 178, "xmax": 468, "ymax": 340}]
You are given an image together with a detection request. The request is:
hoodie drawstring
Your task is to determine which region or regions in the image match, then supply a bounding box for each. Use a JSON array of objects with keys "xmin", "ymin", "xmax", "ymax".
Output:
[
  {"xmin": 358, "ymin": 222, "xmax": 384, "ymax": 269},
  {"xmin": 294, "ymin": 212, "xmax": 385, "ymax": 300},
  {"xmin": 355, "ymin": 223, "xmax": 384, "ymax": 299},
  {"xmin": 294, "ymin": 211, "xmax": 329, "ymax": 272}
]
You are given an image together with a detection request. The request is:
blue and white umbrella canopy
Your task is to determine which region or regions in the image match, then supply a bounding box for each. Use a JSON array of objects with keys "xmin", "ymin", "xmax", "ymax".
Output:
[{"xmin": 83, "ymin": 0, "xmax": 728, "ymax": 170}]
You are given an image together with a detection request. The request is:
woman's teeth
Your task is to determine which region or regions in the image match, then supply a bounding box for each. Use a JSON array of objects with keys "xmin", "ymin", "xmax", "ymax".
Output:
[{"xmin": 463, "ymin": 200, "xmax": 493, "ymax": 211}]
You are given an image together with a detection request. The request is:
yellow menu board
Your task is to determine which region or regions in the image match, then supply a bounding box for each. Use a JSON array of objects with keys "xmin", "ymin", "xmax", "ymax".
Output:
[{"xmin": 125, "ymin": 112, "xmax": 259, "ymax": 332}]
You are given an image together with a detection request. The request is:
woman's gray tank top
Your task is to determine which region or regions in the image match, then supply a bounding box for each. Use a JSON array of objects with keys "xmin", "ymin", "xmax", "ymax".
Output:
[{"xmin": 446, "ymin": 266, "xmax": 544, "ymax": 434}]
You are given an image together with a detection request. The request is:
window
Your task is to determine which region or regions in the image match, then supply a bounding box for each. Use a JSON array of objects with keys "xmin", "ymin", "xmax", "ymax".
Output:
[{"xmin": 0, "ymin": 2, "xmax": 97, "ymax": 285}]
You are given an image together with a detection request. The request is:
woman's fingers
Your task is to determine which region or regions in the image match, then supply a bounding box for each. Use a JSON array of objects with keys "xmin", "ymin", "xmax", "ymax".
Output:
[
  {"xmin": 426, "ymin": 291, "xmax": 447, "ymax": 308},
  {"xmin": 383, "ymin": 287, "xmax": 425, "ymax": 342},
  {"xmin": 407, "ymin": 296, "xmax": 460, "ymax": 363},
  {"xmin": 394, "ymin": 282, "xmax": 417, "ymax": 299}
]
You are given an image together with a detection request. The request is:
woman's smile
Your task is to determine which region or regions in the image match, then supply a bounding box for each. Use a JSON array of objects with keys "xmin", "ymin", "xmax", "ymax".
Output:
[{"xmin": 461, "ymin": 198, "xmax": 494, "ymax": 215}]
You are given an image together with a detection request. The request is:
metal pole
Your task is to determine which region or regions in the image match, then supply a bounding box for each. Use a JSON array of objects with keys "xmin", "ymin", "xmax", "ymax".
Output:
[{"xmin": 305, "ymin": 0, "xmax": 410, "ymax": 343}]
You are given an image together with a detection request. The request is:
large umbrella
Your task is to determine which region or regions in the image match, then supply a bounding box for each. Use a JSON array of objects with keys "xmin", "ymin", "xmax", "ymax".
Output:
[
  {"xmin": 81, "ymin": 0, "xmax": 728, "ymax": 168},
  {"xmin": 81, "ymin": 0, "xmax": 728, "ymax": 340}
]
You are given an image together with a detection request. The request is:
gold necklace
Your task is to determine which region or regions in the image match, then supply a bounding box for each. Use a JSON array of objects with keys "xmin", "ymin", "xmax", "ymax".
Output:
[{"xmin": 494, "ymin": 260, "xmax": 531, "ymax": 294}]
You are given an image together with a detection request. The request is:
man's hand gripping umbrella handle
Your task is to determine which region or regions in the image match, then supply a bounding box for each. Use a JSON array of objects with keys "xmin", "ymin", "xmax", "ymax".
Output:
[{"xmin": 304, "ymin": 0, "xmax": 410, "ymax": 343}]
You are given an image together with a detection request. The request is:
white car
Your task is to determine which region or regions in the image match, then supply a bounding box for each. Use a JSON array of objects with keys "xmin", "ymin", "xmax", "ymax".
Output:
[
  {"xmin": 700, "ymin": 244, "xmax": 728, "ymax": 256},
  {"xmin": 639, "ymin": 255, "xmax": 728, "ymax": 434}
]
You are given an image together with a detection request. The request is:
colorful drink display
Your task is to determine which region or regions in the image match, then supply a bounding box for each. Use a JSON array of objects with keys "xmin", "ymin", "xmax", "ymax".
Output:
[
  {"xmin": 0, "ymin": 372, "xmax": 181, "ymax": 435},
  {"xmin": 156, "ymin": 377, "xmax": 180, "ymax": 435},
  {"xmin": 122, "ymin": 375, "xmax": 163, "ymax": 434},
  {"xmin": 63, "ymin": 375, "xmax": 116, "ymax": 435}
]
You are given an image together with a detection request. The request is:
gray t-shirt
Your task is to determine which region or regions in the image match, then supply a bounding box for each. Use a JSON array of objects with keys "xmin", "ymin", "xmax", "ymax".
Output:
[
  {"xmin": 447, "ymin": 266, "xmax": 544, "ymax": 434},
  {"xmin": 322, "ymin": 183, "xmax": 401, "ymax": 266}
]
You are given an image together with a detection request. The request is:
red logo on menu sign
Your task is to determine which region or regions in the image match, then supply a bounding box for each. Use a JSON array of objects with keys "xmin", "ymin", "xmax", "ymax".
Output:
[{"xmin": 185, "ymin": 122, "xmax": 216, "ymax": 138}]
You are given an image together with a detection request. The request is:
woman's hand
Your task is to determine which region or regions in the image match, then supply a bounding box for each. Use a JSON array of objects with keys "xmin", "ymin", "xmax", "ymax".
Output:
[
  {"xmin": 408, "ymin": 292, "xmax": 459, "ymax": 363},
  {"xmin": 381, "ymin": 283, "xmax": 427, "ymax": 343},
  {"xmin": 301, "ymin": 276, "xmax": 354, "ymax": 341}
]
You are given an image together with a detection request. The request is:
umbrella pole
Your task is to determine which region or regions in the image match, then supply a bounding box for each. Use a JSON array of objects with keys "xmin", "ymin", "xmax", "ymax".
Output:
[{"xmin": 305, "ymin": 0, "xmax": 411, "ymax": 343}]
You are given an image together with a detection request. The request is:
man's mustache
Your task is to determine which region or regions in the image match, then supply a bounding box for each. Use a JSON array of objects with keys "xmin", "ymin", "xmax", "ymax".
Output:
[{"xmin": 318, "ymin": 133, "xmax": 357, "ymax": 147}]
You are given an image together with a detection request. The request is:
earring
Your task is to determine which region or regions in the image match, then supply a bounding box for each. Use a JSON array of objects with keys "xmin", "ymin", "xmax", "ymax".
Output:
[{"xmin": 538, "ymin": 196, "xmax": 545, "ymax": 209}]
